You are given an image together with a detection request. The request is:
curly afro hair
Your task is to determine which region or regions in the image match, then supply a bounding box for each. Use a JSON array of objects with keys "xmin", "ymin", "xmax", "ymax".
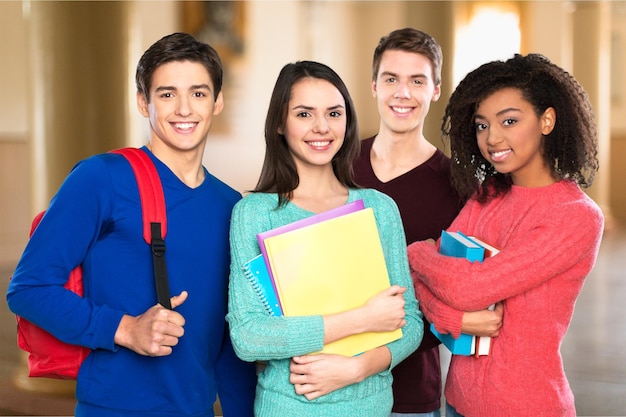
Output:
[{"xmin": 442, "ymin": 53, "xmax": 598, "ymax": 203}]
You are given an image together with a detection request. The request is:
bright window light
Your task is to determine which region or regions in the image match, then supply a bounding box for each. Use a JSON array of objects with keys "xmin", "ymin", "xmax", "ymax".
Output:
[{"xmin": 453, "ymin": 6, "xmax": 521, "ymax": 88}]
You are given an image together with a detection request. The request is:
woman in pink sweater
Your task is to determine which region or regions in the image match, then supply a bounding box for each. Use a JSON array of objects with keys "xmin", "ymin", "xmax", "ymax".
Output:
[{"xmin": 407, "ymin": 53, "xmax": 604, "ymax": 417}]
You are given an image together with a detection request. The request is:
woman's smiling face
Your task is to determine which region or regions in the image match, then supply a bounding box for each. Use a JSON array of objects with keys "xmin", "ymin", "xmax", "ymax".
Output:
[
  {"xmin": 475, "ymin": 87, "xmax": 556, "ymax": 187},
  {"xmin": 280, "ymin": 77, "xmax": 347, "ymax": 172}
]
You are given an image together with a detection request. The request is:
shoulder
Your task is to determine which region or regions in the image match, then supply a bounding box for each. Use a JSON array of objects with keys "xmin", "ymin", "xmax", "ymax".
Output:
[
  {"xmin": 424, "ymin": 148, "xmax": 452, "ymax": 174},
  {"xmin": 504, "ymin": 180, "xmax": 604, "ymax": 234},
  {"xmin": 233, "ymin": 192, "xmax": 278, "ymax": 214},
  {"xmin": 558, "ymin": 181, "xmax": 604, "ymax": 226},
  {"xmin": 62, "ymin": 152, "xmax": 132, "ymax": 192},
  {"xmin": 360, "ymin": 136, "xmax": 375, "ymax": 148},
  {"xmin": 205, "ymin": 172, "xmax": 242, "ymax": 203},
  {"xmin": 352, "ymin": 187, "xmax": 395, "ymax": 205},
  {"xmin": 352, "ymin": 188, "xmax": 401, "ymax": 218},
  {"xmin": 355, "ymin": 136, "xmax": 375, "ymax": 159}
]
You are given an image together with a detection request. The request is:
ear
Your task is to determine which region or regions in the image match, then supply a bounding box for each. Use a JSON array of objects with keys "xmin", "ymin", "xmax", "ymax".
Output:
[
  {"xmin": 277, "ymin": 126, "xmax": 283, "ymax": 135},
  {"xmin": 371, "ymin": 79, "xmax": 378, "ymax": 98},
  {"xmin": 213, "ymin": 91, "xmax": 224, "ymax": 116},
  {"xmin": 432, "ymin": 84, "xmax": 441, "ymax": 102},
  {"xmin": 541, "ymin": 107, "xmax": 556, "ymax": 135},
  {"xmin": 136, "ymin": 91, "xmax": 149, "ymax": 117}
]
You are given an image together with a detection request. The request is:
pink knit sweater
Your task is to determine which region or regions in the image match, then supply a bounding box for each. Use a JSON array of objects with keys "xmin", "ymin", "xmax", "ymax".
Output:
[{"xmin": 407, "ymin": 180, "xmax": 604, "ymax": 417}]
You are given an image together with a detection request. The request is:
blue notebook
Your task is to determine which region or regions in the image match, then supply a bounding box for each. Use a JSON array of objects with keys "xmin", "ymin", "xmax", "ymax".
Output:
[
  {"xmin": 440, "ymin": 230, "xmax": 485, "ymax": 262},
  {"xmin": 431, "ymin": 230, "xmax": 496, "ymax": 356},
  {"xmin": 242, "ymin": 254, "xmax": 283, "ymax": 316},
  {"xmin": 430, "ymin": 323, "xmax": 475, "ymax": 356}
]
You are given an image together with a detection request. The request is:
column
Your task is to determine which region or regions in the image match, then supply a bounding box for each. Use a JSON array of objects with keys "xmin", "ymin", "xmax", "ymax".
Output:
[
  {"xmin": 572, "ymin": 1, "xmax": 615, "ymax": 229},
  {"xmin": 28, "ymin": 0, "xmax": 130, "ymax": 210},
  {"xmin": 13, "ymin": 0, "xmax": 129, "ymax": 396}
]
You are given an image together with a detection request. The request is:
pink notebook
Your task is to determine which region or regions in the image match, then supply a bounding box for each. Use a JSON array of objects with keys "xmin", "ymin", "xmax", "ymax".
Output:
[{"xmin": 256, "ymin": 199, "xmax": 365, "ymax": 314}]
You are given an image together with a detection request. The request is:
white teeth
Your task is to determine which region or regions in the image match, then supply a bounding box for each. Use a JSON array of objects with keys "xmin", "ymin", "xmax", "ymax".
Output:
[
  {"xmin": 392, "ymin": 107, "xmax": 411, "ymax": 114},
  {"xmin": 491, "ymin": 150, "xmax": 510, "ymax": 158},
  {"xmin": 175, "ymin": 122, "xmax": 195, "ymax": 130},
  {"xmin": 309, "ymin": 141, "xmax": 330, "ymax": 147}
]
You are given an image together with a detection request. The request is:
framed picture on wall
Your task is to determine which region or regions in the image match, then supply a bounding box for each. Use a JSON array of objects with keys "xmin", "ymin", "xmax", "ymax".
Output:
[
  {"xmin": 181, "ymin": 1, "xmax": 246, "ymax": 135},
  {"xmin": 181, "ymin": 1, "xmax": 245, "ymax": 63}
]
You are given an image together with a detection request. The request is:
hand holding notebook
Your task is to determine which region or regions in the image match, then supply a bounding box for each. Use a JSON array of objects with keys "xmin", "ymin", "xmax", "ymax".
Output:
[{"xmin": 245, "ymin": 201, "xmax": 403, "ymax": 357}]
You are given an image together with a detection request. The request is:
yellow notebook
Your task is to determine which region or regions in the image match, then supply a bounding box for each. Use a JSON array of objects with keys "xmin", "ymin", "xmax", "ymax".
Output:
[{"xmin": 262, "ymin": 207, "xmax": 402, "ymax": 356}]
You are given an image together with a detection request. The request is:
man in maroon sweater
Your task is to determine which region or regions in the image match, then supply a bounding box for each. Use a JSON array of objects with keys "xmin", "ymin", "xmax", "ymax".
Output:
[{"xmin": 353, "ymin": 28, "xmax": 460, "ymax": 417}]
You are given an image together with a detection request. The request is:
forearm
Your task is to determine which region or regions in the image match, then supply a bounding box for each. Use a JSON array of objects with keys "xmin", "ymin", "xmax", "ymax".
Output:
[
  {"xmin": 413, "ymin": 279, "xmax": 464, "ymax": 337},
  {"xmin": 352, "ymin": 346, "xmax": 391, "ymax": 382},
  {"xmin": 322, "ymin": 285, "xmax": 407, "ymax": 345},
  {"xmin": 322, "ymin": 307, "xmax": 371, "ymax": 345}
]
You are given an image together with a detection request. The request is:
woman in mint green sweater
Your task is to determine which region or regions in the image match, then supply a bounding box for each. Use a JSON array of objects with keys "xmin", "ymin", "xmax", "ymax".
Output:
[{"xmin": 227, "ymin": 61, "xmax": 422, "ymax": 417}]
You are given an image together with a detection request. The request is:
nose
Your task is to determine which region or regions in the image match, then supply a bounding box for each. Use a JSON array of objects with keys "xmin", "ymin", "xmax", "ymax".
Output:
[
  {"xmin": 176, "ymin": 96, "xmax": 192, "ymax": 117},
  {"xmin": 486, "ymin": 128, "xmax": 502, "ymax": 145},
  {"xmin": 313, "ymin": 116, "xmax": 330, "ymax": 133},
  {"xmin": 393, "ymin": 82, "xmax": 411, "ymax": 99}
]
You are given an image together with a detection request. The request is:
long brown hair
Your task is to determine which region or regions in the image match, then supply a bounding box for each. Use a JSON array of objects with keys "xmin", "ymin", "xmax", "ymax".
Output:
[{"xmin": 254, "ymin": 61, "xmax": 360, "ymax": 207}]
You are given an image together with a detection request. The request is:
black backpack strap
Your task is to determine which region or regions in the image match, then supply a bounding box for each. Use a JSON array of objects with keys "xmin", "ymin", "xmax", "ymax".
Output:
[
  {"xmin": 150, "ymin": 222, "xmax": 171, "ymax": 309},
  {"xmin": 110, "ymin": 148, "xmax": 172, "ymax": 309}
]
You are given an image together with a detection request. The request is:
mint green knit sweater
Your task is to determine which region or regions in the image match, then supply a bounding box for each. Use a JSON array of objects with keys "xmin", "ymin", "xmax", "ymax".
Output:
[{"xmin": 227, "ymin": 189, "xmax": 422, "ymax": 417}]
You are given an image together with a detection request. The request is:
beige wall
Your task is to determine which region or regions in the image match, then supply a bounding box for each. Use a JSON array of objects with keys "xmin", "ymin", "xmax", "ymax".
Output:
[
  {"xmin": 0, "ymin": 2, "xmax": 31, "ymax": 265},
  {"xmin": 1, "ymin": 1, "xmax": 625, "ymax": 269},
  {"xmin": 610, "ymin": 3, "xmax": 626, "ymax": 223}
]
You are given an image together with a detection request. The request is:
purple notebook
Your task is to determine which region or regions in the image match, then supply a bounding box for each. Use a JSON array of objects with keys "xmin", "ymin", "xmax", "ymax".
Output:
[{"xmin": 256, "ymin": 199, "xmax": 365, "ymax": 313}]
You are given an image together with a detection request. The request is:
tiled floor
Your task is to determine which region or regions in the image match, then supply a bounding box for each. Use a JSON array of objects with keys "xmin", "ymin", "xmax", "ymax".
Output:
[
  {"xmin": 561, "ymin": 226, "xmax": 626, "ymax": 416},
  {"xmin": 0, "ymin": 227, "xmax": 625, "ymax": 416}
]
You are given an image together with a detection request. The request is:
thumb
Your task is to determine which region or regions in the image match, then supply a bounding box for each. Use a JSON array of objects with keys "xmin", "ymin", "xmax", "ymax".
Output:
[
  {"xmin": 170, "ymin": 290, "xmax": 189, "ymax": 309},
  {"xmin": 494, "ymin": 301, "xmax": 504, "ymax": 313},
  {"xmin": 388, "ymin": 285, "xmax": 407, "ymax": 296}
]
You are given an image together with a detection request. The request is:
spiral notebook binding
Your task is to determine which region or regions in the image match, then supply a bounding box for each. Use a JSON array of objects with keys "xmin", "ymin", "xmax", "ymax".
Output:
[{"xmin": 242, "ymin": 254, "xmax": 282, "ymax": 316}]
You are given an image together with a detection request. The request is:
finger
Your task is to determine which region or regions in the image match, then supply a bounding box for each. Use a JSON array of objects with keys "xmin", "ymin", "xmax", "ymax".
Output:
[
  {"xmin": 388, "ymin": 285, "xmax": 407, "ymax": 296},
  {"xmin": 292, "ymin": 355, "xmax": 322, "ymax": 365},
  {"xmin": 289, "ymin": 372, "xmax": 307, "ymax": 385},
  {"xmin": 161, "ymin": 333, "xmax": 182, "ymax": 347},
  {"xmin": 152, "ymin": 344, "xmax": 174, "ymax": 357},
  {"xmin": 289, "ymin": 362, "xmax": 304, "ymax": 374},
  {"xmin": 294, "ymin": 382, "xmax": 318, "ymax": 396},
  {"xmin": 170, "ymin": 290, "xmax": 189, "ymax": 309},
  {"xmin": 304, "ymin": 390, "xmax": 323, "ymax": 400}
]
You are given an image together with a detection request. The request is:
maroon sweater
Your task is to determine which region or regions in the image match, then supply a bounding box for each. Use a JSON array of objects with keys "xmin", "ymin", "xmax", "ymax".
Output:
[{"xmin": 353, "ymin": 136, "xmax": 461, "ymax": 413}]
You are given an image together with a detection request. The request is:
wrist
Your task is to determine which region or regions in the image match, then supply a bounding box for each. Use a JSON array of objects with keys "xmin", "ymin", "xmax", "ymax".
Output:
[
  {"xmin": 351, "ymin": 354, "xmax": 368, "ymax": 384},
  {"xmin": 353, "ymin": 346, "xmax": 391, "ymax": 382},
  {"xmin": 114, "ymin": 314, "xmax": 132, "ymax": 348},
  {"xmin": 341, "ymin": 307, "xmax": 369, "ymax": 335}
]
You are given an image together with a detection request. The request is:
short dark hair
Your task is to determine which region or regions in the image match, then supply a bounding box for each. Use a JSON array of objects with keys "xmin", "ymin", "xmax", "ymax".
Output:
[
  {"xmin": 136, "ymin": 32, "xmax": 223, "ymax": 101},
  {"xmin": 442, "ymin": 53, "xmax": 599, "ymax": 203},
  {"xmin": 372, "ymin": 27, "xmax": 443, "ymax": 86},
  {"xmin": 255, "ymin": 61, "xmax": 360, "ymax": 207}
]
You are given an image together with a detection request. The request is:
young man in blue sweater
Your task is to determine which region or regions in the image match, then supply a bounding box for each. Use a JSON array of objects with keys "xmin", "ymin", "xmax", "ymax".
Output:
[{"xmin": 7, "ymin": 32, "xmax": 256, "ymax": 417}]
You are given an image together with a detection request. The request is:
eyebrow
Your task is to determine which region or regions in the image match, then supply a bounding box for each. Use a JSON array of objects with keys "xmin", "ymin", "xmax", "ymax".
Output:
[
  {"xmin": 379, "ymin": 70, "xmax": 428, "ymax": 80},
  {"xmin": 475, "ymin": 107, "xmax": 522, "ymax": 119},
  {"xmin": 292, "ymin": 104, "xmax": 345, "ymax": 111},
  {"xmin": 154, "ymin": 84, "xmax": 212, "ymax": 93}
]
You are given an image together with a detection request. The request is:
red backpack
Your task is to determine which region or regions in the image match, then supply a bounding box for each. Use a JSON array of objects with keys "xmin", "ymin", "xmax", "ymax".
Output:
[{"xmin": 14, "ymin": 147, "xmax": 171, "ymax": 379}]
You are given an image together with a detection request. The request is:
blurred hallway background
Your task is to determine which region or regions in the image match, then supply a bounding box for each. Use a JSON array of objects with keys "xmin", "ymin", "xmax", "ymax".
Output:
[{"xmin": 1, "ymin": 1, "xmax": 625, "ymax": 415}]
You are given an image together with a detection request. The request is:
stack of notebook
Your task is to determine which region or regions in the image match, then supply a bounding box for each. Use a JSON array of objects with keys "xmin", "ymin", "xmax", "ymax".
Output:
[{"xmin": 242, "ymin": 200, "xmax": 402, "ymax": 356}]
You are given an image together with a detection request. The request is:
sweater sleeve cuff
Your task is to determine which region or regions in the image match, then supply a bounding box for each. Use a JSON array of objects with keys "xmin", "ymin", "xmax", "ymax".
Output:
[
  {"xmin": 91, "ymin": 306, "xmax": 125, "ymax": 351},
  {"xmin": 433, "ymin": 307, "xmax": 464, "ymax": 339},
  {"xmin": 286, "ymin": 315, "xmax": 326, "ymax": 353}
]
